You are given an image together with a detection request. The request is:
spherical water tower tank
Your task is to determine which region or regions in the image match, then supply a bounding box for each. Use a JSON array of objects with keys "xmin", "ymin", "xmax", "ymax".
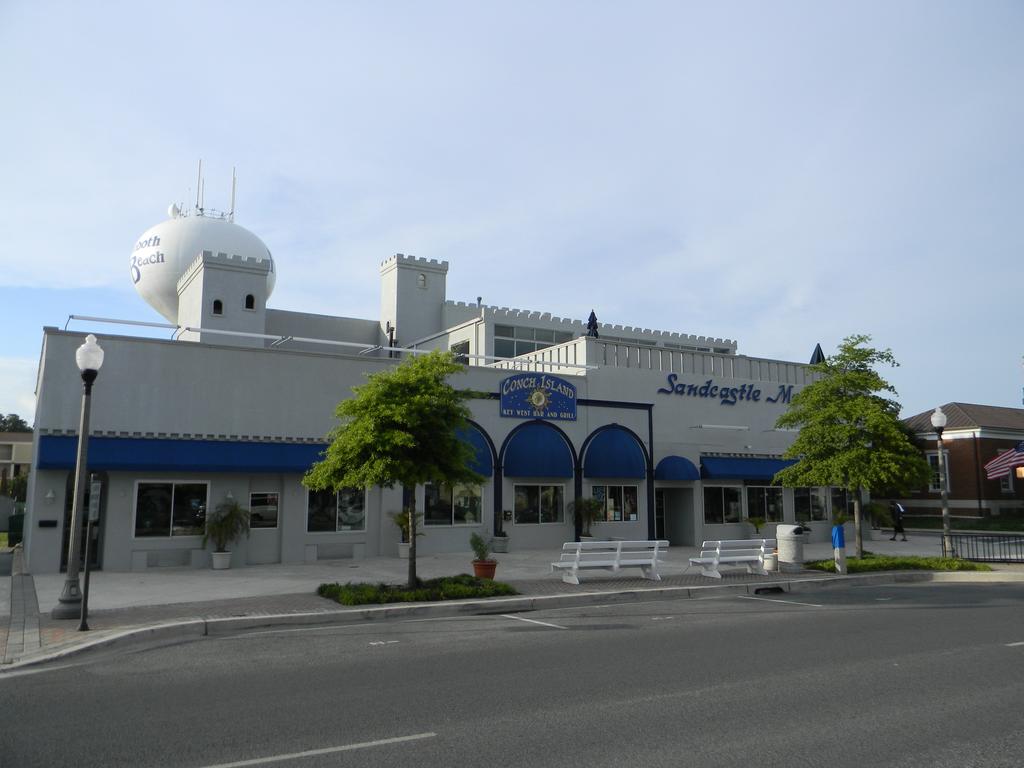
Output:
[{"xmin": 130, "ymin": 207, "xmax": 276, "ymax": 323}]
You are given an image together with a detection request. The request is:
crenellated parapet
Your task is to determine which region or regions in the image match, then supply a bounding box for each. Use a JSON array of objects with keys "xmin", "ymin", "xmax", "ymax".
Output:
[
  {"xmin": 177, "ymin": 249, "xmax": 271, "ymax": 293},
  {"xmin": 379, "ymin": 252, "xmax": 449, "ymax": 273},
  {"xmin": 443, "ymin": 300, "xmax": 736, "ymax": 351}
]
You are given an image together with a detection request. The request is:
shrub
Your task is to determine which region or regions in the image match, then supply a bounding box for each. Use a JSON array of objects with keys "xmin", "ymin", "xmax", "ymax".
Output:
[{"xmin": 318, "ymin": 574, "xmax": 518, "ymax": 606}]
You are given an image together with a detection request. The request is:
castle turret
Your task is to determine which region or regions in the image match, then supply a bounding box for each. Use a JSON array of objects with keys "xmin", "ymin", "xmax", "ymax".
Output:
[{"xmin": 379, "ymin": 253, "xmax": 449, "ymax": 348}]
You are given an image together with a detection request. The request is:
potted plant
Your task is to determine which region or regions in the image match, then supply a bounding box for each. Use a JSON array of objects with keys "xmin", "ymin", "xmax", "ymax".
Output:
[
  {"xmin": 202, "ymin": 498, "xmax": 250, "ymax": 569},
  {"xmin": 390, "ymin": 508, "xmax": 423, "ymax": 559},
  {"xmin": 747, "ymin": 516, "xmax": 765, "ymax": 536},
  {"xmin": 568, "ymin": 497, "xmax": 605, "ymax": 539},
  {"xmin": 470, "ymin": 531, "xmax": 497, "ymax": 578},
  {"xmin": 492, "ymin": 524, "xmax": 509, "ymax": 553}
]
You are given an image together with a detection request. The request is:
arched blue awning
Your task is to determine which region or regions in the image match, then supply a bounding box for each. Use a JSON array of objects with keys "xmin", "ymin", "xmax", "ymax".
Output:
[
  {"xmin": 700, "ymin": 456, "xmax": 796, "ymax": 480},
  {"xmin": 456, "ymin": 426, "xmax": 493, "ymax": 477},
  {"xmin": 503, "ymin": 423, "xmax": 574, "ymax": 478},
  {"xmin": 654, "ymin": 455, "xmax": 700, "ymax": 481},
  {"xmin": 582, "ymin": 427, "xmax": 646, "ymax": 479}
]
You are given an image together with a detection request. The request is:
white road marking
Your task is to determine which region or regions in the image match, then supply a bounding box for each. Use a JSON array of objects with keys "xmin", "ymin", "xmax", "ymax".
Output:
[
  {"xmin": 737, "ymin": 595, "xmax": 824, "ymax": 608},
  {"xmin": 875, "ymin": 597, "xmax": 893, "ymax": 601},
  {"xmin": 197, "ymin": 732, "xmax": 437, "ymax": 767},
  {"xmin": 1006, "ymin": 641, "xmax": 1024, "ymax": 647},
  {"xmin": 651, "ymin": 616, "xmax": 676, "ymax": 621},
  {"xmin": 368, "ymin": 640, "xmax": 400, "ymax": 646},
  {"xmin": 500, "ymin": 614, "xmax": 568, "ymax": 630}
]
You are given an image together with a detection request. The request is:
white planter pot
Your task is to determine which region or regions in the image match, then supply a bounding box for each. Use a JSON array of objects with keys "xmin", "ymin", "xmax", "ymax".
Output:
[{"xmin": 211, "ymin": 551, "xmax": 232, "ymax": 570}]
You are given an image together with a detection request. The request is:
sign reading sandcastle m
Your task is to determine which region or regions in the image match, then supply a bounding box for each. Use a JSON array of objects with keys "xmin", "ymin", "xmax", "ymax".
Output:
[{"xmin": 500, "ymin": 373, "xmax": 577, "ymax": 421}]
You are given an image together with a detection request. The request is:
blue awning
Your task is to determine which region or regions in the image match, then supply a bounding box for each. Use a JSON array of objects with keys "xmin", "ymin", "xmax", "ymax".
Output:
[
  {"xmin": 37, "ymin": 435, "xmax": 327, "ymax": 474},
  {"xmin": 456, "ymin": 426, "xmax": 493, "ymax": 477},
  {"xmin": 654, "ymin": 455, "xmax": 700, "ymax": 481},
  {"xmin": 700, "ymin": 456, "xmax": 795, "ymax": 481},
  {"xmin": 583, "ymin": 428, "xmax": 646, "ymax": 479},
  {"xmin": 503, "ymin": 422, "xmax": 574, "ymax": 478}
]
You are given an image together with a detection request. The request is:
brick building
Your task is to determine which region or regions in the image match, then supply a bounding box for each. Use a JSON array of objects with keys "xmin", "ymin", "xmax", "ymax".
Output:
[{"xmin": 900, "ymin": 403, "xmax": 1024, "ymax": 521}]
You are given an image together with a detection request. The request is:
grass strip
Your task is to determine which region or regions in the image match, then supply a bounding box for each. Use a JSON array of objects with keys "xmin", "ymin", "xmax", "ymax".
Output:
[{"xmin": 805, "ymin": 553, "xmax": 992, "ymax": 573}]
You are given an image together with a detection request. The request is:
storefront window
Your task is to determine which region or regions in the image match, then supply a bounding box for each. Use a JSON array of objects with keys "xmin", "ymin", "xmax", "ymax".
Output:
[
  {"xmin": 514, "ymin": 484, "xmax": 564, "ymax": 524},
  {"xmin": 794, "ymin": 488, "xmax": 828, "ymax": 522},
  {"xmin": 830, "ymin": 488, "xmax": 855, "ymax": 519},
  {"xmin": 134, "ymin": 482, "xmax": 207, "ymax": 538},
  {"xmin": 307, "ymin": 488, "xmax": 365, "ymax": 532},
  {"xmin": 746, "ymin": 486, "xmax": 783, "ymax": 522},
  {"xmin": 703, "ymin": 486, "xmax": 742, "ymax": 524},
  {"xmin": 425, "ymin": 483, "xmax": 482, "ymax": 526},
  {"xmin": 591, "ymin": 485, "xmax": 639, "ymax": 521},
  {"xmin": 249, "ymin": 492, "xmax": 279, "ymax": 529}
]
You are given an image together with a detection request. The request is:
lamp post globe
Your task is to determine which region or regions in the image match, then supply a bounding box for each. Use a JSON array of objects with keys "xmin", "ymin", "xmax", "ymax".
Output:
[
  {"xmin": 930, "ymin": 406, "xmax": 954, "ymax": 558},
  {"xmin": 52, "ymin": 334, "xmax": 104, "ymax": 619}
]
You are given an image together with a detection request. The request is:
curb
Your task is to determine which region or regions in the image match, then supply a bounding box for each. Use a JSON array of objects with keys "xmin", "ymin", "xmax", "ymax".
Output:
[{"xmin": 4, "ymin": 569, "xmax": 1023, "ymax": 671}]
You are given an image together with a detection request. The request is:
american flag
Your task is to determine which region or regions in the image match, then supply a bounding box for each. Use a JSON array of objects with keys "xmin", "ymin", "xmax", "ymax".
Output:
[{"xmin": 983, "ymin": 441, "xmax": 1024, "ymax": 479}]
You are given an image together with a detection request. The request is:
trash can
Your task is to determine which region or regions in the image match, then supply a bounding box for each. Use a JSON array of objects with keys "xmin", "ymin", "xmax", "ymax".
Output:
[
  {"xmin": 776, "ymin": 524, "xmax": 804, "ymax": 573},
  {"xmin": 7, "ymin": 511, "xmax": 25, "ymax": 547}
]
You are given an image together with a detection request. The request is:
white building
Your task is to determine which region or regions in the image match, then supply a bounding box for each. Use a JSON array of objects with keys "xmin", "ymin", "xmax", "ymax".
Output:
[{"xmin": 23, "ymin": 204, "xmax": 845, "ymax": 574}]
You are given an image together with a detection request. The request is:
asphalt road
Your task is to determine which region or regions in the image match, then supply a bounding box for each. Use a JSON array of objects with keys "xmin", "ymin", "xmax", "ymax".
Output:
[{"xmin": 2, "ymin": 582, "xmax": 1023, "ymax": 768}]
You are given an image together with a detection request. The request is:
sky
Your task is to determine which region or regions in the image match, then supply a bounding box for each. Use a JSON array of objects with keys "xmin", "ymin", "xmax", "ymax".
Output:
[{"xmin": 1, "ymin": 0, "xmax": 1022, "ymax": 423}]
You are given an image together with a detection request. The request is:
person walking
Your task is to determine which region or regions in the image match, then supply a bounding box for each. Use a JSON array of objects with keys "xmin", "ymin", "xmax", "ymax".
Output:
[{"xmin": 890, "ymin": 501, "xmax": 907, "ymax": 541}]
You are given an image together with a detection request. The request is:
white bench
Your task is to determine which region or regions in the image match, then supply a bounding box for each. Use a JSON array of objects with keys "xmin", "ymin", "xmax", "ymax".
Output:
[
  {"xmin": 551, "ymin": 540, "xmax": 669, "ymax": 585},
  {"xmin": 689, "ymin": 539, "xmax": 776, "ymax": 579}
]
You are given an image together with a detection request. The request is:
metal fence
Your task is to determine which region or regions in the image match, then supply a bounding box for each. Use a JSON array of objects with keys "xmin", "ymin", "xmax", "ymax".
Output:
[{"xmin": 943, "ymin": 532, "xmax": 1024, "ymax": 562}]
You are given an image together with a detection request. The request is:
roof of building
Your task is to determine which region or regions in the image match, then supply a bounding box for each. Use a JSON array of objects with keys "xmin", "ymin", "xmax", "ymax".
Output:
[
  {"xmin": 904, "ymin": 402, "xmax": 1024, "ymax": 433},
  {"xmin": 0, "ymin": 431, "xmax": 33, "ymax": 442}
]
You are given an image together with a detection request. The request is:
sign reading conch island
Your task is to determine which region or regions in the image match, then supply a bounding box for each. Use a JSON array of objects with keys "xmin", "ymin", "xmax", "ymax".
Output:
[{"xmin": 500, "ymin": 374, "xmax": 577, "ymax": 421}]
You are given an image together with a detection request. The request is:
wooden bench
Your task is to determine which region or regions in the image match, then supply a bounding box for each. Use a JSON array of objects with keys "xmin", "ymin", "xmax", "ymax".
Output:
[
  {"xmin": 689, "ymin": 539, "xmax": 776, "ymax": 579},
  {"xmin": 551, "ymin": 540, "xmax": 669, "ymax": 585}
]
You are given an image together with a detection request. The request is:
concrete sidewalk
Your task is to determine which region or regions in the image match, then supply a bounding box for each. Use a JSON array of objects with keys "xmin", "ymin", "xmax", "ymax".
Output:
[{"xmin": 3, "ymin": 531, "xmax": 1022, "ymax": 670}]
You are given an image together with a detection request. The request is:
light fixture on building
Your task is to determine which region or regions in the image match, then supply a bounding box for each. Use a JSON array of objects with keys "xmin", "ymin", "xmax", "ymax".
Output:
[
  {"xmin": 930, "ymin": 406, "xmax": 954, "ymax": 557},
  {"xmin": 52, "ymin": 334, "xmax": 104, "ymax": 620}
]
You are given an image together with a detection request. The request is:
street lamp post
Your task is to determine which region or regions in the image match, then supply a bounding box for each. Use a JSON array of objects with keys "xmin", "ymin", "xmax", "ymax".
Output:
[
  {"xmin": 52, "ymin": 334, "xmax": 104, "ymax": 619},
  {"xmin": 930, "ymin": 406, "xmax": 954, "ymax": 558}
]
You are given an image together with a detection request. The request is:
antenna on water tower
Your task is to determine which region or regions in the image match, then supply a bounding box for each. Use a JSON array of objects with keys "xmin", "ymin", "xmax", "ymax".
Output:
[
  {"xmin": 229, "ymin": 167, "xmax": 237, "ymax": 222},
  {"xmin": 195, "ymin": 159, "xmax": 203, "ymax": 214}
]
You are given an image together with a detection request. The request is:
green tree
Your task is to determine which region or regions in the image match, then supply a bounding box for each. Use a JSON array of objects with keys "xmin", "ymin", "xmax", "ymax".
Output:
[
  {"xmin": 773, "ymin": 334, "xmax": 930, "ymax": 557},
  {"xmin": 0, "ymin": 413, "xmax": 31, "ymax": 432},
  {"xmin": 304, "ymin": 351, "xmax": 483, "ymax": 588},
  {"xmin": 1, "ymin": 473, "xmax": 27, "ymax": 502}
]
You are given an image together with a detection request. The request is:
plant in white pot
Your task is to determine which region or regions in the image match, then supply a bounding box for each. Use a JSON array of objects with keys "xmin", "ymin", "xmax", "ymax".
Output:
[
  {"xmin": 492, "ymin": 525, "xmax": 509, "ymax": 553},
  {"xmin": 389, "ymin": 508, "xmax": 423, "ymax": 559},
  {"xmin": 202, "ymin": 498, "xmax": 250, "ymax": 569}
]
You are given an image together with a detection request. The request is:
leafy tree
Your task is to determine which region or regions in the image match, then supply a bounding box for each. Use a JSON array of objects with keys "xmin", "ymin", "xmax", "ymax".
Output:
[
  {"xmin": 773, "ymin": 334, "xmax": 930, "ymax": 557},
  {"xmin": 0, "ymin": 413, "xmax": 31, "ymax": 432},
  {"xmin": 1, "ymin": 473, "xmax": 27, "ymax": 502},
  {"xmin": 304, "ymin": 351, "xmax": 483, "ymax": 588}
]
